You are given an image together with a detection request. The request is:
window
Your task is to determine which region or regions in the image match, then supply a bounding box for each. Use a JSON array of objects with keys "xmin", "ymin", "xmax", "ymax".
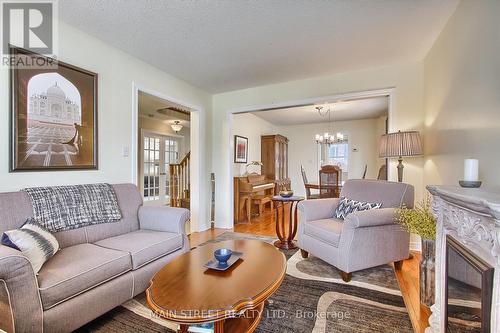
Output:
[{"xmin": 326, "ymin": 142, "xmax": 348, "ymax": 170}]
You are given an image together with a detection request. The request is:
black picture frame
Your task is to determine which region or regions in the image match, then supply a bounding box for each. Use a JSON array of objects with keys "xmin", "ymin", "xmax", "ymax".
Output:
[
  {"xmin": 234, "ymin": 135, "xmax": 248, "ymax": 163},
  {"xmin": 9, "ymin": 46, "xmax": 98, "ymax": 172}
]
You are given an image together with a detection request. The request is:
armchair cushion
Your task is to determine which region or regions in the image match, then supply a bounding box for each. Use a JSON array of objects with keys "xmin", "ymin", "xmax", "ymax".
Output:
[
  {"xmin": 344, "ymin": 208, "xmax": 397, "ymax": 229},
  {"xmin": 138, "ymin": 206, "xmax": 190, "ymax": 234},
  {"xmin": 298, "ymin": 198, "xmax": 340, "ymax": 222},
  {"xmin": 304, "ymin": 218, "xmax": 343, "ymax": 247},
  {"xmin": 334, "ymin": 196, "xmax": 382, "ymax": 220}
]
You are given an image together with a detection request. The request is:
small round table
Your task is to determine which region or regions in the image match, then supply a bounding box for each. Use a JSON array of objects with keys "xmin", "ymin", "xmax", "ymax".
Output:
[{"xmin": 271, "ymin": 195, "xmax": 304, "ymax": 250}]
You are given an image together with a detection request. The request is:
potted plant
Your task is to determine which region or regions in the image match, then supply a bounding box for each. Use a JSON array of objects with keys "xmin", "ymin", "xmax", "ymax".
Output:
[{"xmin": 396, "ymin": 197, "xmax": 436, "ymax": 308}]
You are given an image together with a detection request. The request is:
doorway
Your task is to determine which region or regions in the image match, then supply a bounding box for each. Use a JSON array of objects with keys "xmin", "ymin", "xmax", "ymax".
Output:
[
  {"xmin": 136, "ymin": 90, "xmax": 191, "ymax": 208},
  {"xmin": 223, "ymin": 88, "xmax": 395, "ymax": 229},
  {"xmin": 131, "ymin": 83, "xmax": 207, "ymax": 233}
]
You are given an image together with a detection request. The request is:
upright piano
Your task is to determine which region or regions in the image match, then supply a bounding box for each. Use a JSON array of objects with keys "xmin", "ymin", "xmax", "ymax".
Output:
[{"xmin": 233, "ymin": 175, "xmax": 275, "ymax": 223}]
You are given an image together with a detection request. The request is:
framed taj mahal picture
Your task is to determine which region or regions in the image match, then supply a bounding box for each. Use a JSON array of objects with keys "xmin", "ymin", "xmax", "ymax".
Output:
[{"xmin": 10, "ymin": 46, "xmax": 98, "ymax": 171}]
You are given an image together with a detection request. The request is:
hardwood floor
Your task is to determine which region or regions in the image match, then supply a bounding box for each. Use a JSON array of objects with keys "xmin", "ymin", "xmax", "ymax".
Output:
[{"xmin": 188, "ymin": 209, "xmax": 430, "ymax": 332}]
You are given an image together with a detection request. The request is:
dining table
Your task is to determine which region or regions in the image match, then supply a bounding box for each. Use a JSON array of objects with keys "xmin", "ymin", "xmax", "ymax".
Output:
[{"xmin": 304, "ymin": 182, "xmax": 343, "ymax": 198}]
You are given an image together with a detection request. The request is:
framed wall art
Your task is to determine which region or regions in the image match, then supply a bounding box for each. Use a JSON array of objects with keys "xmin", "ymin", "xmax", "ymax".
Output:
[
  {"xmin": 234, "ymin": 135, "xmax": 248, "ymax": 163},
  {"xmin": 10, "ymin": 46, "xmax": 98, "ymax": 171}
]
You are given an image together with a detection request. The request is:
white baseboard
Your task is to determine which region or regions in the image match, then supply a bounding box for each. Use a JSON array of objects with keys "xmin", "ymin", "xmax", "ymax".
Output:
[{"xmin": 410, "ymin": 240, "xmax": 422, "ymax": 252}]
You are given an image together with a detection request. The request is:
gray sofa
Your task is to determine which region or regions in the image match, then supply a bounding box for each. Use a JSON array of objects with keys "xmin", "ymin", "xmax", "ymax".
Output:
[
  {"xmin": 0, "ymin": 184, "xmax": 190, "ymax": 333},
  {"xmin": 297, "ymin": 179, "xmax": 414, "ymax": 282}
]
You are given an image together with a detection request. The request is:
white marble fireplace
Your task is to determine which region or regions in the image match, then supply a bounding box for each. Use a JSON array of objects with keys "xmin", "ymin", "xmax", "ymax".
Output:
[{"xmin": 426, "ymin": 185, "xmax": 500, "ymax": 332}]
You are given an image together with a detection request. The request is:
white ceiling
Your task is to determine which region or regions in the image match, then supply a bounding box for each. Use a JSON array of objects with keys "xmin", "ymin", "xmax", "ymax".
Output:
[
  {"xmin": 251, "ymin": 96, "xmax": 388, "ymax": 126},
  {"xmin": 138, "ymin": 91, "xmax": 190, "ymax": 128},
  {"xmin": 60, "ymin": 0, "xmax": 458, "ymax": 93}
]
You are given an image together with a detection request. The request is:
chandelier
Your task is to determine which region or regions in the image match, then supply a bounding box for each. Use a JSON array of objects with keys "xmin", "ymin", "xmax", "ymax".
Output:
[
  {"xmin": 171, "ymin": 120, "xmax": 183, "ymax": 133},
  {"xmin": 314, "ymin": 106, "xmax": 345, "ymax": 145}
]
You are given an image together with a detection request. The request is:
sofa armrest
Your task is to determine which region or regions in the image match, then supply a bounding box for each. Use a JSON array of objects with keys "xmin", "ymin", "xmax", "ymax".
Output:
[
  {"xmin": 344, "ymin": 208, "xmax": 398, "ymax": 229},
  {"xmin": 138, "ymin": 206, "xmax": 190, "ymax": 234},
  {"xmin": 0, "ymin": 245, "xmax": 43, "ymax": 333},
  {"xmin": 298, "ymin": 198, "xmax": 340, "ymax": 222}
]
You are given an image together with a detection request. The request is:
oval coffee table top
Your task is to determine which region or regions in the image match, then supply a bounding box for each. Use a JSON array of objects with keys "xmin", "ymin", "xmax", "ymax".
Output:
[{"xmin": 146, "ymin": 239, "xmax": 286, "ymax": 324}]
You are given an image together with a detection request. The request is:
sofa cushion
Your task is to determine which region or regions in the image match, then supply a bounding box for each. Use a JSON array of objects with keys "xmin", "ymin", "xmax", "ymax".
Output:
[
  {"xmin": 304, "ymin": 218, "xmax": 344, "ymax": 247},
  {"xmin": 37, "ymin": 243, "xmax": 131, "ymax": 310},
  {"xmin": 94, "ymin": 230, "xmax": 183, "ymax": 269}
]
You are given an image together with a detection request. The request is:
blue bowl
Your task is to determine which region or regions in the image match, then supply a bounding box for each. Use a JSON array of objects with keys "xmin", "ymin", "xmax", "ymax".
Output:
[{"xmin": 214, "ymin": 248, "xmax": 232, "ymax": 266}]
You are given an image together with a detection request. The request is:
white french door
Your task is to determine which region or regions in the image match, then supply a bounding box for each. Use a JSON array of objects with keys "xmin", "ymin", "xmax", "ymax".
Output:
[{"xmin": 141, "ymin": 132, "xmax": 180, "ymax": 205}]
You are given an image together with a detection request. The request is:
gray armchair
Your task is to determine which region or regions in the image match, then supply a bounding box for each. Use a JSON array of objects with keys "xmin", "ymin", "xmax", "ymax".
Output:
[{"xmin": 297, "ymin": 179, "xmax": 414, "ymax": 282}]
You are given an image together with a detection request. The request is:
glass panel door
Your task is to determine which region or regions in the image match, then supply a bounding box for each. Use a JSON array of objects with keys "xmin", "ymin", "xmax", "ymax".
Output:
[
  {"xmin": 164, "ymin": 138, "xmax": 179, "ymax": 201},
  {"xmin": 142, "ymin": 133, "xmax": 179, "ymax": 205}
]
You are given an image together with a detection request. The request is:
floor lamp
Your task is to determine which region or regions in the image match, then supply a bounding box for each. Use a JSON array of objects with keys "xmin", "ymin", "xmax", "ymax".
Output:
[
  {"xmin": 379, "ymin": 130, "xmax": 422, "ymax": 260},
  {"xmin": 379, "ymin": 130, "xmax": 423, "ymax": 182}
]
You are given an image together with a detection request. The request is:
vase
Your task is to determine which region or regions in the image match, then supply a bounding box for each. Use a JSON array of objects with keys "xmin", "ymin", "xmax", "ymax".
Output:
[{"xmin": 420, "ymin": 238, "xmax": 435, "ymax": 307}]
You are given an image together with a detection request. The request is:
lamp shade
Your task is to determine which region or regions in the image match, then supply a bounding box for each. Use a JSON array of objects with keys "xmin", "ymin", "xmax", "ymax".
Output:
[{"xmin": 379, "ymin": 130, "xmax": 423, "ymax": 158}]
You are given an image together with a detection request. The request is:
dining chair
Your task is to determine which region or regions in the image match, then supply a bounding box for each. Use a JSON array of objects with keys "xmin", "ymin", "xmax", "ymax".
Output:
[
  {"xmin": 362, "ymin": 164, "xmax": 368, "ymax": 179},
  {"xmin": 319, "ymin": 165, "xmax": 341, "ymax": 198},
  {"xmin": 377, "ymin": 164, "xmax": 388, "ymax": 180},
  {"xmin": 301, "ymin": 165, "xmax": 320, "ymax": 199}
]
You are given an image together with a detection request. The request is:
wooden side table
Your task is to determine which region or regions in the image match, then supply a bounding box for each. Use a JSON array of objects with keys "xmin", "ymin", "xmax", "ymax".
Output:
[{"xmin": 271, "ymin": 196, "xmax": 304, "ymax": 250}]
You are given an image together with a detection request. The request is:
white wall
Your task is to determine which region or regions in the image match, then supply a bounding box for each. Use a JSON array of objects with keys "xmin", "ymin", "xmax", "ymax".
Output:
[
  {"xmin": 0, "ymin": 22, "xmax": 212, "ymax": 231},
  {"xmin": 424, "ymin": 0, "xmax": 500, "ymax": 187},
  {"xmin": 231, "ymin": 113, "xmax": 277, "ymax": 176},
  {"xmin": 375, "ymin": 115, "xmax": 388, "ymax": 173},
  {"xmin": 277, "ymin": 118, "xmax": 383, "ymax": 197},
  {"xmin": 212, "ymin": 63, "xmax": 424, "ymax": 239}
]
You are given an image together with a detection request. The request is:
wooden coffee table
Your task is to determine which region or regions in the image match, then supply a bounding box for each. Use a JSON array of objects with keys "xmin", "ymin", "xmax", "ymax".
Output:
[{"xmin": 146, "ymin": 239, "xmax": 286, "ymax": 333}]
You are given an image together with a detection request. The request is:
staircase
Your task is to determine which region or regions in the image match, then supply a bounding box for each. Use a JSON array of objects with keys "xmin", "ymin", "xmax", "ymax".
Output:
[{"xmin": 169, "ymin": 152, "xmax": 190, "ymax": 209}]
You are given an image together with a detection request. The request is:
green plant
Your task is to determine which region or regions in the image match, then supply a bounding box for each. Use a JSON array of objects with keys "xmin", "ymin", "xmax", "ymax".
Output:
[{"xmin": 396, "ymin": 196, "xmax": 436, "ymax": 240}]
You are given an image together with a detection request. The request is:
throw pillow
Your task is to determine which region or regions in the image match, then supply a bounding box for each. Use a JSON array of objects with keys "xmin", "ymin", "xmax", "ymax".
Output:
[
  {"xmin": 334, "ymin": 197, "xmax": 382, "ymax": 220},
  {"xmin": 1, "ymin": 218, "xmax": 59, "ymax": 273}
]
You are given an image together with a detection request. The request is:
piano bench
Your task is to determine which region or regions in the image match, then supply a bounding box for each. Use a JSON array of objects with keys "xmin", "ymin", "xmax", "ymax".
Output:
[{"xmin": 252, "ymin": 195, "xmax": 273, "ymax": 215}]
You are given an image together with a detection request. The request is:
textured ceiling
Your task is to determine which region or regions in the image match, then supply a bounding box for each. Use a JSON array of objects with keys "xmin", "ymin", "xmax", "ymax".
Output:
[
  {"xmin": 251, "ymin": 96, "xmax": 388, "ymax": 126},
  {"xmin": 60, "ymin": 0, "xmax": 458, "ymax": 93},
  {"xmin": 139, "ymin": 91, "xmax": 191, "ymax": 128}
]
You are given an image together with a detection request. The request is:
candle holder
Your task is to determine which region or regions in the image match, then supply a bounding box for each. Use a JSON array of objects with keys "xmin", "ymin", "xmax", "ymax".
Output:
[{"xmin": 459, "ymin": 180, "xmax": 482, "ymax": 188}]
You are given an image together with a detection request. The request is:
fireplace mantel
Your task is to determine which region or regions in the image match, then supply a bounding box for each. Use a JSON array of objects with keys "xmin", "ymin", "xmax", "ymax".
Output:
[{"xmin": 426, "ymin": 185, "xmax": 500, "ymax": 332}]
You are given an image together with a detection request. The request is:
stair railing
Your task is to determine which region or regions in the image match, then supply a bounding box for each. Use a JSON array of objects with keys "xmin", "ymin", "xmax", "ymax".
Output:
[{"xmin": 169, "ymin": 152, "xmax": 190, "ymax": 208}]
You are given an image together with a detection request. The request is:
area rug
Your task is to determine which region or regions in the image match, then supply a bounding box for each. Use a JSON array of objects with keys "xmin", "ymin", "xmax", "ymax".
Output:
[{"xmin": 77, "ymin": 232, "xmax": 413, "ymax": 332}]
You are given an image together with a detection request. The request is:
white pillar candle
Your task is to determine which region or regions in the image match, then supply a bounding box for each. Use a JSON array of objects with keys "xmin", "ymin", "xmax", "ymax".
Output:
[{"xmin": 464, "ymin": 159, "xmax": 479, "ymax": 181}]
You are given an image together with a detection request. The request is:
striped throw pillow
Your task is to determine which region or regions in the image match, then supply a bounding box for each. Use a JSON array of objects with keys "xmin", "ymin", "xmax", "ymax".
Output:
[
  {"xmin": 1, "ymin": 218, "xmax": 59, "ymax": 273},
  {"xmin": 334, "ymin": 197, "xmax": 382, "ymax": 220}
]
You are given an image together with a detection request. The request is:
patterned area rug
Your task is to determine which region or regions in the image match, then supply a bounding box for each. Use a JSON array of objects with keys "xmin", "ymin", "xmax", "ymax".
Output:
[{"xmin": 77, "ymin": 232, "xmax": 413, "ymax": 332}]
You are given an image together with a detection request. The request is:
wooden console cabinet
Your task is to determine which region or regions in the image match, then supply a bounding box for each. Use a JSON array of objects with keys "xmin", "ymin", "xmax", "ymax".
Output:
[{"xmin": 261, "ymin": 134, "xmax": 291, "ymax": 193}]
